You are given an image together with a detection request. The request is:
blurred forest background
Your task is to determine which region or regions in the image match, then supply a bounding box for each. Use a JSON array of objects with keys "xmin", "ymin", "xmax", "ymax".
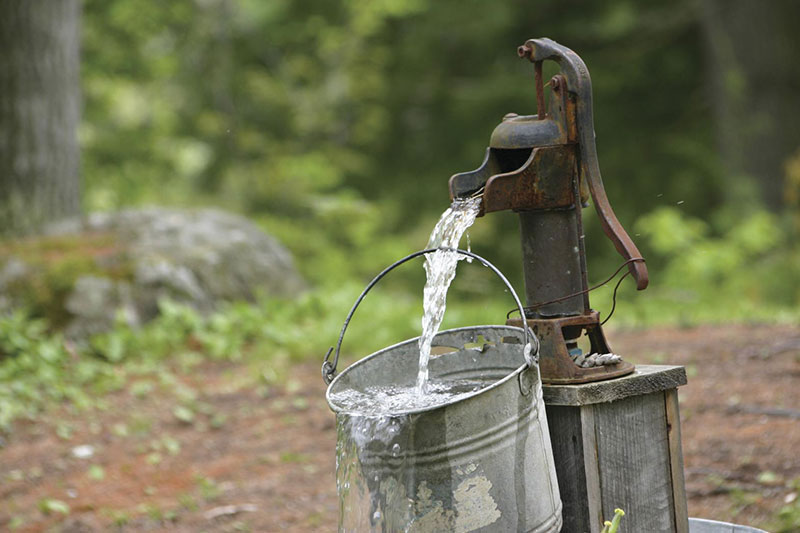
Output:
[
  {"xmin": 70, "ymin": 0, "xmax": 799, "ymax": 323},
  {"xmin": 4, "ymin": 0, "xmax": 800, "ymax": 313},
  {"xmin": 1, "ymin": 1, "xmax": 800, "ymax": 531},
  {"xmin": 1, "ymin": 0, "xmax": 799, "ymax": 420},
  {"xmin": 2, "ymin": 0, "xmax": 800, "ymax": 420}
]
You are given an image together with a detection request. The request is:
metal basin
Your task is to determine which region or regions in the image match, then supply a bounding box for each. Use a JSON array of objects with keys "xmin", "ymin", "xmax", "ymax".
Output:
[{"xmin": 689, "ymin": 518, "xmax": 768, "ymax": 532}]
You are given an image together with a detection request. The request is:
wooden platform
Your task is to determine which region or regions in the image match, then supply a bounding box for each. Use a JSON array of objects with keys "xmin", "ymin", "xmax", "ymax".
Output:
[{"xmin": 542, "ymin": 365, "xmax": 689, "ymax": 533}]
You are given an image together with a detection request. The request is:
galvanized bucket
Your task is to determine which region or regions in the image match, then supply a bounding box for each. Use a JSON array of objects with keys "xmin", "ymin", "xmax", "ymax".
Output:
[{"xmin": 322, "ymin": 248, "xmax": 562, "ymax": 533}]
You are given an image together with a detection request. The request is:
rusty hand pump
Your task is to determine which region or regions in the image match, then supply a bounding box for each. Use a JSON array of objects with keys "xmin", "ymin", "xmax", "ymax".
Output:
[{"xmin": 449, "ymin": 38, "xmax": 649, "ymax": 384}]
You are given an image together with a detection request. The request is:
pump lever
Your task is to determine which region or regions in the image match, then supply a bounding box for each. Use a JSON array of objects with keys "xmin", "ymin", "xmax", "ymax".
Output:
[{"xmin": 519, "ymin": 38, "xmax": 649, "ymax": 290}]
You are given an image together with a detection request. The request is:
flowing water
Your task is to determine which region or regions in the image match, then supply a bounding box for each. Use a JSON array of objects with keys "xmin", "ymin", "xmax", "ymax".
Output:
[
  {"xmin": 332, "ymin": 196, "xmax": 485, "ymax": 532},
  {"xmin": 416, "ymin": 196, "xmax": 482, "ymax": 394}
]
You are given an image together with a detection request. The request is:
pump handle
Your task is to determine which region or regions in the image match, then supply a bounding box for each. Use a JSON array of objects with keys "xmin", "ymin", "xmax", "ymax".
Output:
[{"xmin": 518, "ymin": 38, "xmax": 649, "ymax": 290}]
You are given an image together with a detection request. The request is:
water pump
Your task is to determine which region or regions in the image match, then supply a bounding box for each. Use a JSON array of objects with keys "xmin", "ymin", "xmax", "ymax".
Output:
[{"xmin": 449, "ymin": 38, "xmax": 649, "ymax": 384}]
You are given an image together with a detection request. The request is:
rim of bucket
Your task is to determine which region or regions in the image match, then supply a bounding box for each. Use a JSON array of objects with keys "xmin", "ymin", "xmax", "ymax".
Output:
[{"xmin": 326, "ymin": 324, "xmax": 532, "ymax": 417}]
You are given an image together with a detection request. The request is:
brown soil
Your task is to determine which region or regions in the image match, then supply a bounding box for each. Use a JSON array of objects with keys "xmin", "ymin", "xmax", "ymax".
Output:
[{"xmin": 1, "ymin": 324, "xmax": 798, "ymax": 532}]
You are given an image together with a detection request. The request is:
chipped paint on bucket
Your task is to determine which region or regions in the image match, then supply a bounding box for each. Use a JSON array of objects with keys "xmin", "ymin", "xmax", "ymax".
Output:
[{"xmin": 404, "ymin": 470, "xmax": 502, "ymax": 532}]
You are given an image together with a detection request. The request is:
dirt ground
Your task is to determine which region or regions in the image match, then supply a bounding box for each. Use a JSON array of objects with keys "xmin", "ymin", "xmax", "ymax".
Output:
[{"xmin": 1, "ymin": 324, "xmax": 798, "ymax": 532}]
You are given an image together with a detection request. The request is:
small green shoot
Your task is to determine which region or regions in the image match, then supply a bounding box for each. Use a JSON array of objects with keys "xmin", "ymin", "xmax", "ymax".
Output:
[
  {"xmin": 178, "ymin": 492, "xmax": 198, "ymax": 511},
  {"xmin": 172, "ymin": 405, "xmax": 195, "ymax": 424},
  {"xmin": 196, "ymin": 475, "xmax": 221, "ymax": 501},
  {"xmin": 145, "ymin": 452, "xmax": 162, "ymax": 465},
  {"xmin": 600, "ymin": 508, "xmax": 625, "ymax": 533},
  {"xmin": 210, "ymin": 413, "xmax": 227, "ymax": 429},
  {"xmin": 163, "ymin": 436, "xmax": 181, "ymax": 455},
  {"xmin": 88, "ymin": 464, "xmax": 105, "ymax": 480},
  {"xmin": 38, "ymin": 498, "xmax": 70, "ymax": 515},
  {"xmin": 56, "ymin": 423, "xmax": 73, "ymax": 440}
]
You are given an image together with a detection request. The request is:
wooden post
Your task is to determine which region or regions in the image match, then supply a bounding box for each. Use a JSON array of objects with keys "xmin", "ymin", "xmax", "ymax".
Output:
[{"xmin": 542, "ymin": 365, "xmax": 689, "ymax": 533}]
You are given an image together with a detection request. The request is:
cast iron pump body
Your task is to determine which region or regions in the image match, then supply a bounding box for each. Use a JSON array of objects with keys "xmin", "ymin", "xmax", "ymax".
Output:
[{"xmin": 449, "ymin": 38, "xmax": 649, "ymax": 384}]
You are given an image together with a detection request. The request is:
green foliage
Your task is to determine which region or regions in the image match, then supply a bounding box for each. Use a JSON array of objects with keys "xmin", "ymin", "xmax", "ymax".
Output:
[
  {"xmin": 75, "ymin": 0, "xmax": 800, "ymax": 330},
  {"xmin": 0, "ymin": 311, "xmax": 117, "ymax": 430},
  {"xmin": 77, "ymin": 0, "xmax": 725, "ymax": 281},
  {"xmin": 600, "ymin": 207, "xmax": 800, "ymax": 325},
  {"xmin": 770, "ymin": 478, "xmax": 800, "ymax": 532}
]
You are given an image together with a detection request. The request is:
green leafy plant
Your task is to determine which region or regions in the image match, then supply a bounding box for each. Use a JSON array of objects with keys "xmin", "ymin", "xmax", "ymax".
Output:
[
  {"xmin": 0, "ymin": 273, "xmax": 510, "ymax": 430},
  {"xmin": 597, "ymin": 207, "xmax": 800, "ymax": 325}
]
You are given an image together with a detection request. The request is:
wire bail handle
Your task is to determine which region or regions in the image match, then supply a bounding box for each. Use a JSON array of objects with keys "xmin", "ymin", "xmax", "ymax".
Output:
[{"xmin": 321, "ymin": 247, "xmax": 538, "ymax": 385}]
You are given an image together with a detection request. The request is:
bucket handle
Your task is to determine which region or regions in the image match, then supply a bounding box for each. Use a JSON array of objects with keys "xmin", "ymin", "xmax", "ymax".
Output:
[{"xmin": 322, "ymin": 247, "xmax": 538, "ymax": 385}]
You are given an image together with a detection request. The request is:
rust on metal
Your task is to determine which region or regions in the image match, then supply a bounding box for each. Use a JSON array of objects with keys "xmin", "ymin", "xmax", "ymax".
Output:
[
  {"xmin": 449, "ymin": 38, "xmax": 649, "ymax": 384},
  {"xmin": 482, "ymin": 146, "xmax": 575, "ymax": 213},
  {"xmin": 507, "ymin": 312, "xmax": 634, "ymax": 385}
]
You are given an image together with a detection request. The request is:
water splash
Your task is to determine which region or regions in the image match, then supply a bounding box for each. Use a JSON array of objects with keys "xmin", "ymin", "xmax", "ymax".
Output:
[
  {"xmin": 336, "ymin": 413, "xmax": 413, "ymax": 532},
  {"xmin": 417, "ymin": 196, "xmax": 482, "ymax": 394},
  {"xmin": 333, "ymin": 378, "xmax": 489, "ymax": 532}
]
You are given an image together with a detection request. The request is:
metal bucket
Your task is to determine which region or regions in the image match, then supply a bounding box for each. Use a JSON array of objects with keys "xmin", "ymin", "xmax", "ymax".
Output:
[
  {"xmin": 322, "ymin": 249, "xmax": 562, "ymax": 533},
  {"xmin": 688, "ymin": 518, "xmax": 768, "ymax": 532}
]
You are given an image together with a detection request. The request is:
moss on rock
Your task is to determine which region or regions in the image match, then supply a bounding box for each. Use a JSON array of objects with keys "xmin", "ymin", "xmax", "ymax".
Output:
[
  {"xmin": 0, "ymin": 232, "xmax": 136, "ymax": 327},
  {"xmin": 0, "ymin": 208, "xmax": 305, "ymax": 336}
]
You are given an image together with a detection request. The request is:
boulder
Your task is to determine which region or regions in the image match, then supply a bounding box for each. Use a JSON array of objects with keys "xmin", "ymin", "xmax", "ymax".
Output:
[{"xmin": 0, "ymin": 208, "xmax": 305, "ymax": 337}]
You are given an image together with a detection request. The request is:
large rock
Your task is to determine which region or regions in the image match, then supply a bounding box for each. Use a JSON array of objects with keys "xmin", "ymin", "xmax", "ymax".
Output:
[{"xmin": 0, "ymin": 208, "xmax": 305, "ymax": 337}]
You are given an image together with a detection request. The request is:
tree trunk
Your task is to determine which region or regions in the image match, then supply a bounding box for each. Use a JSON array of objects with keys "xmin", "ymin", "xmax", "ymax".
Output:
[
  {"xmin": 699, "ymin": 0, "xmax": 800, "ymax": 211},
  {"xmin": 0, "ymin": 0, "xmax": 81, "ymax": 236}
]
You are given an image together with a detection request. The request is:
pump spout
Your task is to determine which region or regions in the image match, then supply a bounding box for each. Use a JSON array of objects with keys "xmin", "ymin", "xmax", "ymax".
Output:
[
  {"xmin": 449, "ymin": 148, "xmax": 494, "ymax": 203},
  {"xmin": 449, "ymin": 105, "xmax": 577, "ymax": 212},
  {"xmin": 450, "ymin": 145, "xmax": 580, "ymax": 216}
]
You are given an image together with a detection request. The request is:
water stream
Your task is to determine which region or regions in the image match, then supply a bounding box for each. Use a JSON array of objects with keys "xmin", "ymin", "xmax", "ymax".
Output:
[{"xmin": 416, "ymin": 196, "xmax": 482, "ymax": 394}]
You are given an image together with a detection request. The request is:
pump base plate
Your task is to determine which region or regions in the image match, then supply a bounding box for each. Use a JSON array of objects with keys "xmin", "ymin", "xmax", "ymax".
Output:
[{"xmin": 507, "ymin": 311, "xmax": 636, "ymax": 385}]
